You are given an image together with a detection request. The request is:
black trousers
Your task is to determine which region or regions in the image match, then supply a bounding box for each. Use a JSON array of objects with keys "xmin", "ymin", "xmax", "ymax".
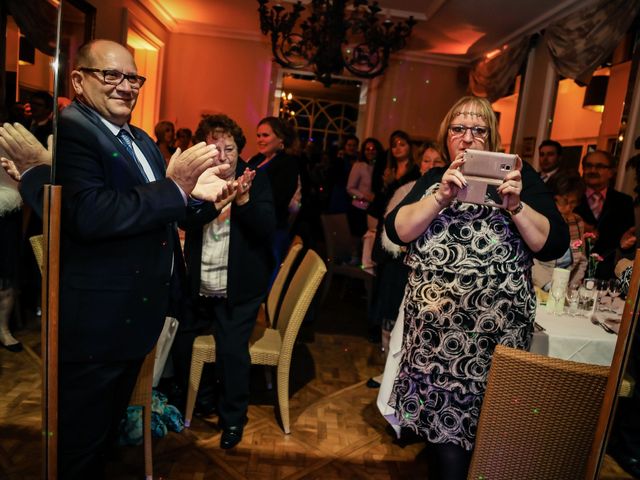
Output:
[
  {"xmin": 197, "ymin": 294, "xmax": 264, "ymax": 427},
  {"xmin": 58, "ymin": 357, "xmax": 144, "ymax": 480}
]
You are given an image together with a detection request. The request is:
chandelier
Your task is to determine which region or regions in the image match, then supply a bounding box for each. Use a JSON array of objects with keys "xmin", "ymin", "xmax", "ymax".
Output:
[{"xmin": 257, "ymin": 0, "xmax": 417, "ymax": 86}]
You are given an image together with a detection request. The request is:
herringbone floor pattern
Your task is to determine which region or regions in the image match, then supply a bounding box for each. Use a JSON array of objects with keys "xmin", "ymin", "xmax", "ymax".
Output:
[{"xmin": 0, "ymin": 282, "xmax": 633, "ymax": 479}]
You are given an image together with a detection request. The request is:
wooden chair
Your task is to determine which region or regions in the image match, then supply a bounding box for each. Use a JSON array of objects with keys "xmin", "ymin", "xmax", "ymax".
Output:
[
  {"xmin": 184, "ymin": 249, "xmax": 327, "ymax": 433},
  {"xmin": 318, "ymin": 213, "xmax": 374, "ymax": 307},
  {"xmin": 468, "ymin": 345, "xmax": 609, "ymax": 480},
  {"xmin": 30, "ymin": 233, "xmax": 155, "ymax": 479}
]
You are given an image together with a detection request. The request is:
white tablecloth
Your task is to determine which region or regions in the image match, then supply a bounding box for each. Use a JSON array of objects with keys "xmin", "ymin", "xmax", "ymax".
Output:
[{"xmin": 530, "ymin": 310, "xmax": 618, "ymax": 366}]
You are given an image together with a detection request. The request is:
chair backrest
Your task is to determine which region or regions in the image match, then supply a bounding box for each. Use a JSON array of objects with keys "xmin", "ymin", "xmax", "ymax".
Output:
[
  {"xmin": 468, "ymin": 345, "xmax": 609, "ymax": 480},
  {"xmin": 30, "ymin": 234, "xmax": 44, "ymax": 274},
  {"xmin": 276, "ymin": 249, "xmax": 326, "ymax": 351},
  {"xmin": 320, "ymin": 213, "xmax": 353, "ymax": 263},
  {"xmin": 129, "ymin": 345, "xmax": 157, "ymax": 406},
  {"xmin": 267, "ymin": 236, "xmax": 303, "ymax": 324}
]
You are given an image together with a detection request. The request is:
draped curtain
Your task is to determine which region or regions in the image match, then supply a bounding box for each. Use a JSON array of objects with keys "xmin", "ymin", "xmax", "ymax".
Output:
[
  {"xmin": 6, "ymin": 0, "xmax": 56, "ymax": 57},
  {"xmin": 546, "ymin": 0, "xmax": 640, "ymax": 86},
  {"xmin": 470, "ymin": 0, "xmax": 640, "ymax": 100},
  {"xmin": 469, "ymin": 35, "xmax": 532, "ymax": 102}
]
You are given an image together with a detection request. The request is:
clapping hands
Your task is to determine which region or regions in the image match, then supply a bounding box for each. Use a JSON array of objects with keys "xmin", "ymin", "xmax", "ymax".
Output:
[
  {"xmin": 166, "ymin": 142, "xmax": 219, "ymax": 195},
  {"xmin": 0, "ymin": 123, "xmax": 52, "ymax": 181},
  {"xmin": 191, "ymin": 166, "xmax": 256, "ymax": 208}
]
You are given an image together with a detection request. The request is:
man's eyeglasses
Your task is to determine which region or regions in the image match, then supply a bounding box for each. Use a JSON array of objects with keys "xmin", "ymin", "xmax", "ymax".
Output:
[
  {"xmin": 582, "ymin": 162, "xmax": 611, "ymax": 170},
  {"xmin": 79, "ymin": 68, "xmax": 146, "ymax": 88},
  {"xmin": 448, "ymin": 124, "xmax": 489, "ymax": 140}
]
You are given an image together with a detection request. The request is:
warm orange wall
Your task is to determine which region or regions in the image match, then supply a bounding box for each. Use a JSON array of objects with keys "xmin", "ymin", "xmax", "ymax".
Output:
[
  {"xmin": 159, "ymin": 34, "xmax": 273, "ymax": 158},
  {"xmin": 370, "ymin": 58, "xmax": 467, "ymax": 144},
  {"xmin": 492, "ymin": 93, "xmax": 518, "ymax": 153},
  {"xmin": 599, "ymin": 62, "xmax": 630, "ymax": 147},
  {"xmin": 551, "ymin": 78, "xmax": 602, "ymax": 150}
]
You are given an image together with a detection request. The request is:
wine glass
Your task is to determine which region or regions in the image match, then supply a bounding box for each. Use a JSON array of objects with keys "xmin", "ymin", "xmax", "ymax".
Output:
[
  {"xmin": 550, "ymin": 285, "xmax": 565, "ymax": 314},
  {"xmin": 566, "ymin": 283, "xmax": 580, "ymax": 316}
]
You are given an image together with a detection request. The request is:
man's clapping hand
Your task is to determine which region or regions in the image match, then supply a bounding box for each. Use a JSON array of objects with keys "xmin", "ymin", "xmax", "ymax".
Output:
[
  {"xmin": 191, "ymin": 164, "xmax": 235, "ymax": 204},
  {"xmin": 0, "ymin": 122, "xmax": 52, "ymax": 181},
  {"xmin": 166, "ymin": 142, "xmax": 218, "ymax": 195}
]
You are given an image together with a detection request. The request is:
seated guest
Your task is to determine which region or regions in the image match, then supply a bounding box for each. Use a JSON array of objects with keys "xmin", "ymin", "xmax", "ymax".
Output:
[
  {"xmin": 533, "ymin": 173, "xmax": 588, "ymax": 289},
  {"xmin": 179, "ymin": 114, "xmax": 276, "ymax": 449},
  {"xmin": 574, "ymin": 150, "xmax": 635, "ymax": 279},
  {"xmin": 537, "ymin": 139, "xmax": 565, "ymax": 185},
  {"xmin": 155, "ymin": 120, "xmax": 177, "ymax": 165}
]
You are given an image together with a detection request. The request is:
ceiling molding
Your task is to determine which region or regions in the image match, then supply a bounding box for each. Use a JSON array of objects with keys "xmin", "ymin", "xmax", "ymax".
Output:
[
  {"xmin": 137, "ymin": 0, "xmax": 178, "ymax": 31},
  {"xmin": 172, "ymin": 21, "xmax": 265, "ymax": 42},
  {"xmin": 135, "ymin": 0, "xmax": 263, "ymax": 41},
  {"xmin": 281, "ymin": 0, "xmax": 426, "ymax": 20}
]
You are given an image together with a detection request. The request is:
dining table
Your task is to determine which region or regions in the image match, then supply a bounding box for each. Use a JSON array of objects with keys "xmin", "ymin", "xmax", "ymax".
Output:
[{"xmin": 530, "ymin": 307, "xmax": 621, "ymax": 366}]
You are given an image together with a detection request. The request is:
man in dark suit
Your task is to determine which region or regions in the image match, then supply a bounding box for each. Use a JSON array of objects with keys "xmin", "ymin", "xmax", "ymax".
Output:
[
  {"xmin": 2, "ymin": 39, "xmax": 227, "ymax": 479},
  {"xmin": 574, "ymin": 150, "xmax": 635, "ymax": 279}
]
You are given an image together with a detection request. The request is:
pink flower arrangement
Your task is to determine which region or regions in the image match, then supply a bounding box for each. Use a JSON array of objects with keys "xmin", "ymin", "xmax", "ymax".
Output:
[{"xmin": 572, "ymin": 232, "xmax": 603, "ymax": 278}]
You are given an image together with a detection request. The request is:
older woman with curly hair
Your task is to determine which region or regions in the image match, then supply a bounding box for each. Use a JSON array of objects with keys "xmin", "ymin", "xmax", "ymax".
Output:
[{"xmin": 178, "ymin": 114, "xmax": 276, "ymax": 449}]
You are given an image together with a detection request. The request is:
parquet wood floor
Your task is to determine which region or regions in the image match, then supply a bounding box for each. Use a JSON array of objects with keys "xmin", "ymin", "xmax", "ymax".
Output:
[{"xmin": 0, "ymin": 282, "xmax": 634, "ymax": 479}]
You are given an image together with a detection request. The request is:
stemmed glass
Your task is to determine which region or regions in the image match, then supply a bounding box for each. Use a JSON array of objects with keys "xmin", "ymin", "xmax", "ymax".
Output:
[
  {"xmin": 565, "ymin": 283, "xmax": 580, "ymax": 316},
  {"xmin": 550, "ymin": 285, "xmax": 566, "ymax": 314}
]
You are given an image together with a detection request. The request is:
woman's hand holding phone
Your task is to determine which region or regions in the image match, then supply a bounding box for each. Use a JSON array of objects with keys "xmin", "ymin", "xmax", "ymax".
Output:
[
  {"xmin": 437, "ymin": 152, "xmax": 467, "ymax": 206},
  {"xmin": 497, "ymin": 154, "xmax": 523, "ymax": 210}
]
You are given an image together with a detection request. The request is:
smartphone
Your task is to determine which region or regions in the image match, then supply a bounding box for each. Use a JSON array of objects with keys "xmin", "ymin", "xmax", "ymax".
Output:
[{"xmin": 457, "ymin": 149, "xmax": 517, "ymax": 209}]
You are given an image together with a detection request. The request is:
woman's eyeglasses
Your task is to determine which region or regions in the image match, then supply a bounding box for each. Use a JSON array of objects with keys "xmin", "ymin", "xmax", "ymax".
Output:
[{"xmin": 448, "ymin": 124, "xmax": 489, "ymax": 140}]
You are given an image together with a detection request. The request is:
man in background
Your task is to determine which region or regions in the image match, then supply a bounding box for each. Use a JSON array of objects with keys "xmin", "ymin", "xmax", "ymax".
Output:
[
  {"xmin": 574, "ymin": 150, "xmax": 635, "ymax": 279},
  {"xmin": 538, "ymin": 139, "xmax": 565, "ymax": 185}
]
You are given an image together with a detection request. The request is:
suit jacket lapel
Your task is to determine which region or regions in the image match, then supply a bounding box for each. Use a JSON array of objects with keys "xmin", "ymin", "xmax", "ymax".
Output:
[
  {"xmin": 71, "ymin": 101, "xmax": 150, "ymax": 184},
  {"xmin": 132, "ymin": 129, "xmax": 166, "ymax": 180}
]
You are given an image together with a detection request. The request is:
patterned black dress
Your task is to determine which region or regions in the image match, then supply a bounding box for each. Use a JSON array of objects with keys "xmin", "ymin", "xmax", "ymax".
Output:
[{"xmin": 384, "ymin": 163, "xmax": 569, "ymax": 450}]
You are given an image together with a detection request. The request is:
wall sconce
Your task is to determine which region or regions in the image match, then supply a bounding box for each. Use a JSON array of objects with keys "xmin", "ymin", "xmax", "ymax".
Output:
[
  {"xmin": 18, "ymin": 35, "xmax": 36, "ymax": 66},
  {"xmin": 582, "ymin": 75, "xmax": 609, "ymax": 113}
]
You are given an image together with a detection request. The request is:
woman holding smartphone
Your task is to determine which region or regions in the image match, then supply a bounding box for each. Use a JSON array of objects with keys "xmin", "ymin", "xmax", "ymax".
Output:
[{"xmin": 382, "ymin": 96, "xmax": 568, "ymax": 479}]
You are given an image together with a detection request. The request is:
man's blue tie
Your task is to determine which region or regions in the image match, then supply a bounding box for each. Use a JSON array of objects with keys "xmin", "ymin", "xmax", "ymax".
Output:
[{"xmin": 117, "ymin": 129, "xmax": 150, "ymax": 182}]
